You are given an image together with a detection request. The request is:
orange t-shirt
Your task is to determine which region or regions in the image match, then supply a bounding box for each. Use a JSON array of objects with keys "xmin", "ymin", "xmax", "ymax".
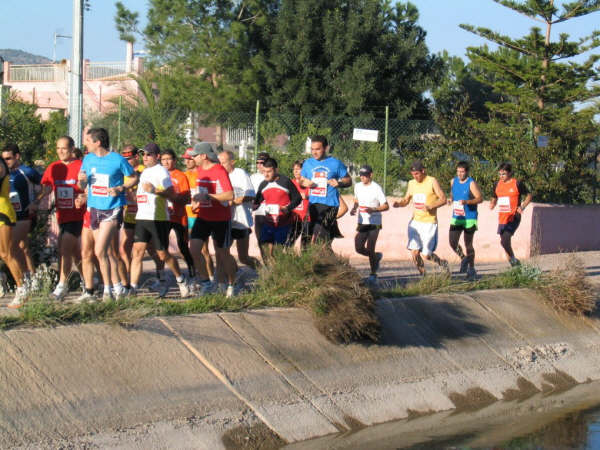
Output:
[
  {"xmin": 168, "ymin": 169, "xmax": 189, "ymax": 227},
  {"xmin": 494, "ymin": 178, "xmax": 528, "ymax": 224},
  {"xmin": 185, "ymin": 169, "xmax": 197, "ymax": 219}
]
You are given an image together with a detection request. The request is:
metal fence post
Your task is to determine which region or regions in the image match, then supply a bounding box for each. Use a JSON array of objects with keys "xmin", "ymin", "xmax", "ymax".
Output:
[
  {"xmin": 254, "ymin": 100, "xmax": 260, "ymax": 166},
  {"xmin": 117, "ymin": 95, "xmax": 122, "ymax": 151},
  {"xmin": 383, "ymin": 106, "xmax": 389, "ymax": 195}
]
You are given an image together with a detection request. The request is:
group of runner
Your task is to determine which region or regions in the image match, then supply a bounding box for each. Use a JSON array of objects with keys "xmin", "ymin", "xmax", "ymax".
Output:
[{"xmin": 0, "ymin": 130, "xmax": 531, "ymax": 308}]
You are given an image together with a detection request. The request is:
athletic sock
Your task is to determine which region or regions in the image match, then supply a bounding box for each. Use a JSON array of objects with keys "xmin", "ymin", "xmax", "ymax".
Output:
[
  {"xmin": 176, "ymin": 275, "xmax": 185, "ymax": 283},
  {"xmin": 131, "ymin": 284, "xmax": 138, "ymax": 290},
  {"xmin": 56, "ymin": 282, "xmax": 65, "ymax": 289},
  {"xmin": 104, "ymin": 286, "xmax": 112, "ymax": 294},
  {"xmin": 85, "ymin": 288, "xmax": 94, "ymax": 295}
]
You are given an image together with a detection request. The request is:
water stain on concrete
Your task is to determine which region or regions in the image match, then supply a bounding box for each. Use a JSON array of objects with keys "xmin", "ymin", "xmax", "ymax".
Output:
[
  {"xmin": 541, "ymin": 370, "xmax": 578, "ymax": 395},
  {"xmin": 448, "ymin": 387, "xmax": 498, "ymax": 413},
  {"xmin": 221, "ymin": 423, "xmax": 287, "ymax": 450},
  {"xmin": 342, "ymin": 415, "xmax": 366, "ymax": 431},
  {"xmin": 502, "ymin": 377, "xmax": 541, "ymax": 402}
]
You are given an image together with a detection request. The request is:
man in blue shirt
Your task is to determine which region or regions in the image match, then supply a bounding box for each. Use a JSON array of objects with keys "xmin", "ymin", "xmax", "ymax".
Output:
[
  {"xmin": 77, "ymin": 128, "xmax": 138, "ymax": 301},
  {"xmin": 300, "ymin": 135, "xmax": 351, "ymax": 243},
  {"xmin": 1, "ymin": 143, "xmax": 42, "ymax": 278}
]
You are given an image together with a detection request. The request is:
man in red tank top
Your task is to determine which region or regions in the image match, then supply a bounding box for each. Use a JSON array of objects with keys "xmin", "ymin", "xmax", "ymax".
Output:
[{"xmin": 490, "ymin": 162, "xmax": 532, "ymax": 266}]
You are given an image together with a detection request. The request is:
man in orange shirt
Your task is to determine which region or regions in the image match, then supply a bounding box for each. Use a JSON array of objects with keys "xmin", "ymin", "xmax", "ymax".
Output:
[
  {"xmin": 490, "ymin": 162, "xmax": 532, "ymax": 266},
  {"xmin": 161, "ymin": 149, "xmax": 195, "ymax": 278}
]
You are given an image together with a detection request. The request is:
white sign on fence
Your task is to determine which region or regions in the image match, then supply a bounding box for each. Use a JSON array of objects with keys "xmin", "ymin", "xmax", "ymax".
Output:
[{"xmin": 352, "ymin": 128, "xmax": 379, "ymax": 142}]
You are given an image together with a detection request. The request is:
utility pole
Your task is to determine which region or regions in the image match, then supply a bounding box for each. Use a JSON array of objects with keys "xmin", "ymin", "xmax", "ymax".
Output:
[{"xmin": 68, "ymin": 0, "xmax": 84, "ymax": 147}]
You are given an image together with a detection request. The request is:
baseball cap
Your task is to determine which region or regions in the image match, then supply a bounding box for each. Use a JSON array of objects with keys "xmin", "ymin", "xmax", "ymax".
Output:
[
  {"xmin": 410, "ymin": 160, "xmax": 425, "ymax": 172},
  {"xmin": 359, "ymin": 165, "xmax": 373, "ymax": 175},
  {"xmin": 188, "ymin": 142, "xmax": 214, "ymax": 157},
  {"xmin": 256, "ymin": 152, "xmax": 270, "ymax": 162},
  {"xmin": 143, "ymin": 142, "xmax": 161, "ymax": 155},
  {"xmin": 182, "ymin": 147, "xmax": 194, "ymax": 159}
]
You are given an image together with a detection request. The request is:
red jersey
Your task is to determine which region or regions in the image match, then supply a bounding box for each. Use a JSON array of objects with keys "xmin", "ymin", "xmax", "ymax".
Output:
[
  {"xmin": 41, "ymin": 159, "xmax": 85, "ymax": 224},
  {"xmin": 291, "ymin": 178, "xmax": 310, "ymax": 222},
  {"xmin": 255, "ymin": 175, "xmax": 302, "ymax": 227},
  {"xmin": 195, "ymin": 163, "xmax": 233, "ymax": 221},
  {"xmin": 168, "ymin": 169, "xmax": 189, "ymax": 227}
]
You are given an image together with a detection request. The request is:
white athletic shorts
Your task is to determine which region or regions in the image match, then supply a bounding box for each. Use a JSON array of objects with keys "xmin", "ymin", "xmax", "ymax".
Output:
[{"xmin": 407, "ymin": 219, "xmax": 438, "ymax": 256}]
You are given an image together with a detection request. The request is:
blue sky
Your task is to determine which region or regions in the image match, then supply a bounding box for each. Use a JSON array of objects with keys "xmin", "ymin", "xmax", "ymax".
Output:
[{"xmin": 1, "ymin": 0, "xmax": 599, "ymax": 63}]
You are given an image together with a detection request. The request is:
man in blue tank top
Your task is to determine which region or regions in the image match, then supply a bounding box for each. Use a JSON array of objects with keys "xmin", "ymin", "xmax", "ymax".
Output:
[{"xmin": 448, "ymin": 161, "xmax": 482, "ymax": 279}]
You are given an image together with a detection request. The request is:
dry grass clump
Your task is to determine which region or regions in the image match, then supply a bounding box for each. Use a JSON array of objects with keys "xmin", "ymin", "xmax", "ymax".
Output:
[
  {"xmin": 537, "ymin": 255, "xmax": 597, "ymax": 316},
  {"xmin": 255, "ymin": 244, "xmax": 380, "ymax": 344}
]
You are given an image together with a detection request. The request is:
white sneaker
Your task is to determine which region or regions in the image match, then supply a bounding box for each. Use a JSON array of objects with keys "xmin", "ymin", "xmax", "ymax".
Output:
[
  {"xmin": 74, "ymin": 291, "xmax": 96, "ymax": 304},
  {"xmin": 102, "ymin": 291, "xmax": 114, "ymax": 302},
  {"xmin": 51, "ymin": 284, "xmax": 68, "ymax": 301},
  {"xmin": 225, "ymin": 284, "xmax": 235, "ymax": 298},
  {"xmin": 7, "ymin": 287, "xmax": 28, "ymax": 309},
  {"xmin": 177, "ymin": 278, "xmax": 191, "ymax": 298}
]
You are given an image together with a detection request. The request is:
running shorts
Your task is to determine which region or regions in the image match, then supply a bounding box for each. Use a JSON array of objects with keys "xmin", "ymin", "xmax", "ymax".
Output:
[
  {"xmin": 134, "ymin": 220, "xmax": 171, "ymax": 251},
  {"xmin": 191, "ymin": 218, "xmax": 232, "ymax": 249},
  {"xmin": 407, "ymin": 219, "xmax": 438, "ymax": 256}
]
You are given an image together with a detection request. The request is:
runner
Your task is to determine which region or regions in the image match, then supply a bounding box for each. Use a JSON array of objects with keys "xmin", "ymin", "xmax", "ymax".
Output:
[
  {"xmin": 1, "ymin": 143, "xmax": 42, "ymax": 278},
  {"xmin": 490, "ymin": 162, "xmax": 532, "ymax": 267},
  {"xmin": 287, "ymin": 160, "xmax": 311, "ymax": 249},
  {"xmin": 183, "ymin": 148, "xmax": 215, "ymax": 282},
  {"xmin": 218, "ymin": 150, "xmax": 260, "ymax": 270},
  {"xmin": 392, "ymin": 160, "xmax": 449, "ymax": 275},
  {"xmin": 254, "ymin": 158, "xmax": 301, "ymax": 259},
  {"xmin": 250, "ymin": 152, "xmax": 270, "ymax": 258},
  {"xmin": 188, "ymin": 142, "xmax": 237, "ymax": 297},
  {"xmin": 129, "ymin": 144, "xmax": 190, "ymax": 297},
  {"xmin": 77, "ymin": 128, "xmax": 138, "ymax": 301},
  {"xmin": 37, "ymin": 136, "xmax": 86, "ymax": 300},
  {"xmin": 300, "ymin": 136, "xmax": 351, "ymax": 243},
  {"xmin": 0, "ymin": 156, "xmax": 28, "ymax": 308},
  {"xmin": 161, "ymin": 148, "xmax": 196, "ymax": 278},
  {"xmin": 448, "ymin": 161, "xmax": 483, "ymax": 279},
  {"xmin": 349, "ymin": 165, "xmax": 388, "ymax": 283}
]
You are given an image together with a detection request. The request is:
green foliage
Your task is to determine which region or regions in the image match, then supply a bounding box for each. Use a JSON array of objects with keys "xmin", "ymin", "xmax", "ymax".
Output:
[
  {"xmin": 42, "ymin": 111, "xmax": 69, "ymax": 156},
  {"xmin": 0, "ymin": 93, "xmax": 45, "ymax": 163},
  {"xmin": 89, "ymin": 73, "xmax": 188, "ymax": 152},
  {"xmin": 115, "ymin": 1, "xmax": 139, "ymax": 44},
  {"xmin": 429, "ymin": 1, "xmax": 600, "ymax": 203}
]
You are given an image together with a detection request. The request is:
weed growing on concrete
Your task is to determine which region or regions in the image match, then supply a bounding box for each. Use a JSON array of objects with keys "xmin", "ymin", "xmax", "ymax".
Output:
[{"xmin": 536, "ymin": 255, "xmax": 596, "ymax": 316}]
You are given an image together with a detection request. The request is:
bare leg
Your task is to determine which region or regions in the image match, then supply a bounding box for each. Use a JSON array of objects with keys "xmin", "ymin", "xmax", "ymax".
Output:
[
  {"xmin": 190, "ymin": 238, "xmax": 209, "ymax": 280},
  {"xmin": 92, "ymin": 220, "xmax": 119, "ymax": 289},
  {"xmin": 215, "ymin": 247, "xmax": 236, "ymax": 285},
  {"xmin": 118, "ymin": 227, "xmax": 133, "ymax": 286},
  {"xmin": 58, "ymin": 231, "xmax": 81, "ymax": 284},
  {"xmin": 411, "ymin": 249, "xmax": 425, "ymax": 275},
  {"xmin": 235, "ymin": 234, "xmax": 259, "ymax": 270},
  {"xmin": 130, "ymin": 241, "xmax": 147, "ymax": 287},
  {"xmin": 0, "ymin": 225, "xmax": 24, "ymax": 287},
  {"xmin": 81, "ymin": 227, "xmax": 95, "ymax": 290},
  {"xmin": 201, "ymin": 240, "xmax": 214, "ymax": 280},
  {"xmin": 12, "ymin": 220, "xmax": 32, "ymax": 273}
]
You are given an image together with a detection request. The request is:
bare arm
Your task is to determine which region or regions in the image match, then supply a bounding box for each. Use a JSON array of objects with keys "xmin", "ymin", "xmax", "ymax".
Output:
[
  {"xmin": 209, "ymin": 190, "xmax": 234, "ymax": 202},
  {"xmin": 466, "ymin": 180, "xmax": 483, "ymax": 205},
  {"xmin": 517, "ymin": 193, "xmax": 533, "ymax": 214},
  {"xmin": 392, "ymin": 191, "xmax": 412, "ymax": 208},
  {"xmin": 426, "ymin": 178, "xmax": 447, "ymax": 212}
]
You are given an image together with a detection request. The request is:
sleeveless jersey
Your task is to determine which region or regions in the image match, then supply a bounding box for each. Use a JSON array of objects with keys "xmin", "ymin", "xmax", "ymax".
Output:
[
  {"xmin": 407, "ymin": 175, "xmax": 438, "ymax": 224},
  {"xmin": 451, "ymin": 176, "xmax": 478, "ymax": 228}
]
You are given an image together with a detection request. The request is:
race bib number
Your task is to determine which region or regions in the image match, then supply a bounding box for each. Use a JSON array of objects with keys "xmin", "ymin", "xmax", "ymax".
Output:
[
  {"xmin": 452, "ymin": 201, "xmax": 465, "ymax": 216},
  {"xmin": 187, "ymin": 187, "xmax": 199, "ymax": 207},
  {"xmin": 91, "ymin": 173, "xmax": 109, "ymax": 197},
  {"xmin": 310, "ymin": 172, "xmax": 328, "ymax": 198},
  {"xmin": 498, "ymin": 196, "xmax": 511, "ymax": 213},
  {"xmin": 137, "ymin": 194, "xmax": 148, "ymax": 204},
  {"xmin": 197, "ymin": 186, "xmax": 211, "ymax": 207},
  {"xmin": 413, "ymin": 193, "xmax": 426, "ymax": 210},
  {"xmin": 265, "ymin": 204, "xmax": 280, "ymax": 216},
  {"xmin": 9, "ymin": 191, "xmax": 21, "ymax": 212},
  {"xmin": 57, "ymin": 186, "xmax": 74, "ymax": 209}
]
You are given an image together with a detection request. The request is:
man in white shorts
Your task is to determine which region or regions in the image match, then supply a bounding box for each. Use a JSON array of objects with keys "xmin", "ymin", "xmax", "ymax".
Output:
[
  {"xmin": 349, "ymin": 165, "xmax": 389, "ymax": 283},
  {"xmin": 393, "ymin": 160, "xmax": 448, "ymax": 275}
]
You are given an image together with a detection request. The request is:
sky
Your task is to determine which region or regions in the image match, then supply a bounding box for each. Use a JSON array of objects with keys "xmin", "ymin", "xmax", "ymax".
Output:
[{"xmin": 1, "ymin": 0, "xmax": 599, "ymax": 63}]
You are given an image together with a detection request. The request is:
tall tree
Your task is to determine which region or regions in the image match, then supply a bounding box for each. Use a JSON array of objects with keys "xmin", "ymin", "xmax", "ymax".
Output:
[
  {"xmin": 433, "ymin": 0, "xmax": 600, "ymax": 203},
  {"xmin": 265, "ymin": 0, "xmax": 443, "ymax": 119}
]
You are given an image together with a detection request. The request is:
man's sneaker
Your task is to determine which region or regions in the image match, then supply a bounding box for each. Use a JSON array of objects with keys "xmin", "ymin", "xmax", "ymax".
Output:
[
  {"xmin": 459, "ymin": 257, "xmax": 469, "ymax": 273},
  {"xmin": 466, "ymin": 266, "xmax": 477, "ymax": 281},
  {"xmin": 373, "ymin": 252, "xmax": 383, "ymax": 273},
  {"xmin": 196, "ymin": 280, "xmax": 214, "ymax": 296},
  {"xmin": 177, "ymin": 278, "xmax": 191, "ymax": 298},
  {"xmin": 509, "ymin": 257, "xmax": 521, "ymax": 267},
  {"xmin": 112, "ymin": 285, "xmax": 128, "ymax": 300},
  {"xmin": 128, "ymin": 287, "xmax": 138, "ymax": 297},
  {"xmin": 366, "ymin": 274, "xmax": 377, "ymax": 285},
  {"xmin": 225, "ymin": 284, "xmax": 235, "ymax": 298},
  {"xmin": 51, "ymin": 284, "xmax": 68, "ymax": 301},
  {"xmin": 7, "ymin": 286, "xmax": 28, "ymax": 309},
  {"xmin": 73, "ymin": 291, "xmax": 96, "ymax": 304},
  {"xmin": 102, "ymin": 291, "xmax": 114, "ymax": 302},
  {"xmin": 157, "ymin": 282, "xmax": 170, "ymax": 298}
]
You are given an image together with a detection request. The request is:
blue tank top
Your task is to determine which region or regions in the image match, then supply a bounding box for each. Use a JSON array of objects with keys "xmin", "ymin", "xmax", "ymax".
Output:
[{"xmin": 451, "ymin": 176, "xmax": 477, "ymax": 220}]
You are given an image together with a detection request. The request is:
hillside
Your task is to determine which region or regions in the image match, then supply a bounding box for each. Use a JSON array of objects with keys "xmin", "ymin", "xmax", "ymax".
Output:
[{"xmin": 0, "ymin": 49, "xmax": 52, "ymax": 64}]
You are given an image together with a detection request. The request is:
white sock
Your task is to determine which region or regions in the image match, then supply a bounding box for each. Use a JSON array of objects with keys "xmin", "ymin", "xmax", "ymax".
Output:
[
  {"xmin": 56, "ymin": 282, "xmax": 65, "ymax": 289},
  {"xmin": 176, "ymin": 275, "xmax": 184, "ymax": 283},
  {"xmin": 131, "ymin": 284, "xmax": 138, "ymax": 289},
  {"xmin": 104, "ymin": 285, "xmax": 112, "ymax": 294}
]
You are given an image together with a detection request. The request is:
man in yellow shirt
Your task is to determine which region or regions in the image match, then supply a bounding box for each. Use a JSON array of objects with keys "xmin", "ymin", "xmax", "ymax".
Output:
[{"xmin": 393, "ymin": 160, "xmax": 449, "ymax": 275}]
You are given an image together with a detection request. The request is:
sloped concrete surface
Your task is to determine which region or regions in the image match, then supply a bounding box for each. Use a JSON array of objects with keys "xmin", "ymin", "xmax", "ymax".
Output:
[{"xmin": 1, "ymin": 289, "xmax": 600, "ymax": 448}]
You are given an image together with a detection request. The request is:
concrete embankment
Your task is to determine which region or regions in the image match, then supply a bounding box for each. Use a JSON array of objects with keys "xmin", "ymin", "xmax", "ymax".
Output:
[{"xmin": 1, "ymin": 288, "xmax": 600, "ymax": 448}]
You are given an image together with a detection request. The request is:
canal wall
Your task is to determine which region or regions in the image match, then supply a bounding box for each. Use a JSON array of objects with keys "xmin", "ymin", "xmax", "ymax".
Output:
[{"xmin": 1, "ymin": 288, "xmax": 600, "ymax": 448}]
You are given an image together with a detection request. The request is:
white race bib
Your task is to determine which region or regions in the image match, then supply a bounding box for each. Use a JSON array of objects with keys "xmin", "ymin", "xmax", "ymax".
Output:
[
  {"xmin": 91, "ymin": 173, "xmax": 109, "ymax": 197},
  {"xmin": 9, "ymin": 191, "xmax": 21, "ymax": 212},
  {"xmin": 413, "ymin": 193, "xmax": 426, "ymax": 210},
  {"xmin": 137, "ymin": 194, "xmax": 148, "ymax": 204},
  {"xmin": 265, "ymin": 204, "xmax": 280, "ymax": 216},
  {"xmin": 452, "ymin": 201, "xmax": 465, "ymax": 216},
  {"xmin": 498, "ymin": 196, "xmax": 511, "ymax": 213},
  {"xmin": 310, "ymin": 172, "xmax": 328, "ymax": 198},
  {"xmin": 197, "ymin": 186, "xmax": 211, "ymax": 207},
  {"xmin": 57, "ymin": 186, "xmax": 74, "ymax": 209}
]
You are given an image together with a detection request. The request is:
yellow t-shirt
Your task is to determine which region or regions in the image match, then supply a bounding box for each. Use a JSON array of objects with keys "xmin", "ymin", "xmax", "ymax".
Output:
[
  {"xmin": 407, "ymin": 175, "xmax": 438, "ymax": 223},
  {"xmin": 0, "ymin": 175, "xmax": 16, "ymax": 225},
  {"xmin": 123, "ymin": 164, "xmax": 144, "ymax": 224}
]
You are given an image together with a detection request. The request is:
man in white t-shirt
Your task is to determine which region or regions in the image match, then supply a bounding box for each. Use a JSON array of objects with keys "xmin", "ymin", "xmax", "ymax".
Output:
[
  {"xmin": 128, "ymin": 144, "xmax": 190, "ymax": 298},
  {"xmin": 350, "ymin": 165, "xmax": 389, "ymax": 283},
  {"xmin": 218, "ymin": 151, "xmax": 260, "ymax": 270}
]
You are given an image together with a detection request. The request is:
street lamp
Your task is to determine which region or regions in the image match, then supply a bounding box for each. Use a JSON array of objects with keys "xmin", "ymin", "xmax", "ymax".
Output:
[{"xmin": 53, "ymin": 33, "xmax": 72, "ymax": 63}]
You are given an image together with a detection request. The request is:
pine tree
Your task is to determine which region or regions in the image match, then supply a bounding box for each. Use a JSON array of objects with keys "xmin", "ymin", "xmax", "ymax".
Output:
[{"xmin": 436, "ymin": 0, "xmax": 600, "ymax": 203}]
